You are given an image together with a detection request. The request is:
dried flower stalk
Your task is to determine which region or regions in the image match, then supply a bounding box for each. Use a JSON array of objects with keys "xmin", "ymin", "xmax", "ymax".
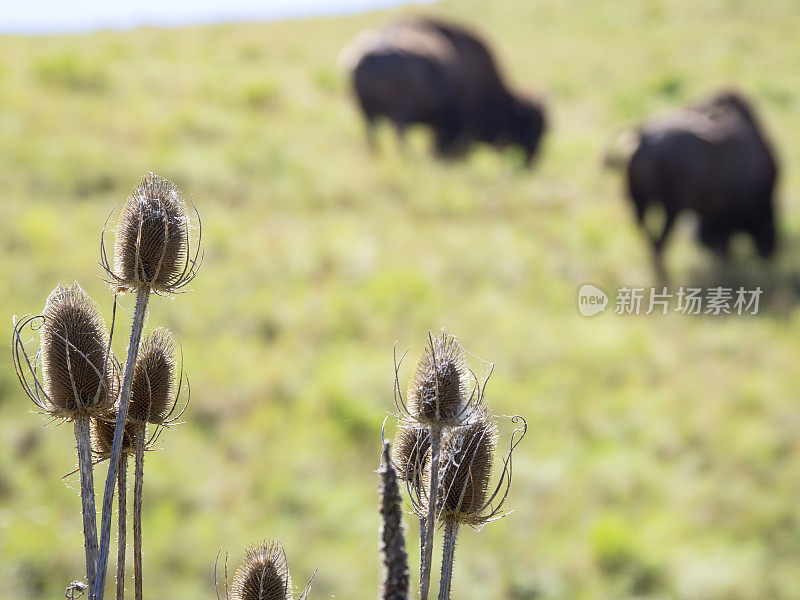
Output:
[
  {"xmin": 95, "ymin": 173, "xmax": 200, "ymax": 600},
  {"xmin": 379, "ymin": 441, "xmax": 409, "ymax": 600}
]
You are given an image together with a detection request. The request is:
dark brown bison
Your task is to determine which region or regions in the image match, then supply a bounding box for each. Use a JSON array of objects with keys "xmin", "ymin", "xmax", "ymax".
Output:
[
  {"xmin": 609, "ymin": 90, "xmax": 779, "ymax": 280},
  {"xmin": 340, "ymin": 18, "xmax": 546, "ymax": 164}
]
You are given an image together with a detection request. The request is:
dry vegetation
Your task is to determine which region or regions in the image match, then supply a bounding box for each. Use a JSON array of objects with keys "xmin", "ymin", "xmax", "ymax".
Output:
[{"xmin": 1, "ymin": 0, "xmax": 800, "ymax": 598}]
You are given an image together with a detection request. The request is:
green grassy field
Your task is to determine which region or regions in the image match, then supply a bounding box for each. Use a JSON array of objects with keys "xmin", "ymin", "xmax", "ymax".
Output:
[{"xmin": 1, "ymin": 0, "xmax": 800, "ymax": 598}]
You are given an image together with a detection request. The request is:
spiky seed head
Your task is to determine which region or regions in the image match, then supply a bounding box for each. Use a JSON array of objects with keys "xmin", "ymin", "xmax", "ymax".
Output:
[
  {"xmin": 437, "ymin": 411, "xmax": 498, "ymax": 525},
  {"xmin": 40, "ymin": 283, "xmax": 115, "ymax": 417},
  {"xmin": 407, "ymin": 331, "xmax": 470, "ymax": 426},
  {"xmin": 91, "ymin": 413, "xmax": 136, "ymax": 458},
  {"xmin": 392, "ymin": 421, "xmax": 430, "ymax": 492},
  {"xmin": 232, "ymin": 540, "xmax": 293, "ymax": 600},
  {"xmin": 114, "ymin": 172, "xmax": 189, "ymax": 293},
  {"xmin": 128, "ymin": 328, "xmax": 176, "ymax": 424}
]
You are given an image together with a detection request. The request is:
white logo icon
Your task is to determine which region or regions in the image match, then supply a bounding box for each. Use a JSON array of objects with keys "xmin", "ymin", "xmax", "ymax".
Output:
[{"xmin": 578, "ymin": 284, "xmax": 608, "ymax": 317}]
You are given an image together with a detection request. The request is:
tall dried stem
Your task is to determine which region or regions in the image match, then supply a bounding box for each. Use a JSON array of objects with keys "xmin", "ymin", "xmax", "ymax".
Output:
[
  {"xmin": 133, "ymin": 426, "xmax": 145, "ymax": 600},
  {"xmin": 116, "ymin": 458, "xmax": 127, "ymax": 600},
  {"xmin": 75, "ymin": 415, "xmax": 98, "ymax": 600},
  {"xmin": 95, "ymin": 287, "xmax": 150, "ymax": 599},
  {"xmin": 437, "ymin": 518, "xmax": 458, "ymax": 600},
  {"xmin": 419, "ymin": 426, "xmax": 441, "ymax": 600}
]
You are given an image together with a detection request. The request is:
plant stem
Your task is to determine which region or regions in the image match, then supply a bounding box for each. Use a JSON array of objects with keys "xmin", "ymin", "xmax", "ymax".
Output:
[
  {"xmin": 419, "ymin": 426, "xmax": 441, "ymax": 600},
  {"xmin": 133, "ymin": 426, "xmax": 145, "ymax": 600},
  {"xmin": 95, "ymin": 287, "xmax": 150, "ymax": 600},
  {"xmin": 418, "ymin": 515, "xmax": 426, "ymax": 592},
  {"xmin": 437, "ymin": 518, "xmax": 458, "ymax": 600},
  {"xmin": 116, "ymin": 458, "xmax": 127, "ymax": 600},
  {"xmin": 379, "ymin": 441, "xmax": 408, "ymax": 600},
  {"xmin": 75, "ymin": 415, "xmax": 98, "ymax": 600}
]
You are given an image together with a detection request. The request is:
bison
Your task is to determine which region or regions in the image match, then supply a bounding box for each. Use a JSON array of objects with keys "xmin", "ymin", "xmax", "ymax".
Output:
[
  {"xmin": 339, "ymin": 18, "xmax": 546, "ymax": 164},
  {"xmin": 608, "ymin": 90, "xmax": 779, "ymax": 281}
]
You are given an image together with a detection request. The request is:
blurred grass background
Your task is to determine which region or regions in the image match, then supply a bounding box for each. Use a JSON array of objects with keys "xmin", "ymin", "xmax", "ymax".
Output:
[{"xmin": 1, "ymin": 0, "xmax": 800, "ymax": 598}]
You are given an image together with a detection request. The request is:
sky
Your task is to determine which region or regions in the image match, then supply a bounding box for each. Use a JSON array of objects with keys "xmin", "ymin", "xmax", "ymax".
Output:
[{"xmin": 0, "ymin": 0, "xmax": 434, "ymax": 34}]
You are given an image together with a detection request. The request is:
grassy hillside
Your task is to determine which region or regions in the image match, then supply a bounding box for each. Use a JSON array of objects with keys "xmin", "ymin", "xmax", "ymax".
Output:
[{"xmin": 1, "ymin": 0, "xmax": 800, "ymax": 598}]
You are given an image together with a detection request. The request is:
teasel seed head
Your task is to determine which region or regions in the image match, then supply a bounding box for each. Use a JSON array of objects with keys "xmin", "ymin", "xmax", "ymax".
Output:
[
  {"xmin": 406, "ymin": 331, "xmax": 474, "ymax": 426},
  {"xmin": 392, "ymin": 421, "xmax": 430, "ymax": 496},
  {"xmin": 12, "ymin": 282, "xmax": 118, "ymax": 418},
  {"xmin": 231, "ymin": 540, "xmax": 294, "ymax": 600},
  {"xmin": 103, "ymin": 172, "xmax": 201, "ymax": 294},
  {"xmin": 128, "ymin": 328, "xmax": 179, "ymax": 425},
  {"xmin": 434, "ymin": 411, "xmax": 528, "ymax": 528},
  {"xmin": 437, "ymin": 411, "xmax": 498, "ymax": 526},
  {"xmin": 91, "ymin": 412, "xmax": 136, "ymax": 458}
]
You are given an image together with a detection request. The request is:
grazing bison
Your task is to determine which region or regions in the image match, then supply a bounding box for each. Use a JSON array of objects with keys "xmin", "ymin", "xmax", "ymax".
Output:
[
  {"xmin": 340, "ymin": 18, "xmax": 546, "ymax": 164},
  {"xmin": 609, "ymin": 90, "xmax": 778, "ymax": 280}
]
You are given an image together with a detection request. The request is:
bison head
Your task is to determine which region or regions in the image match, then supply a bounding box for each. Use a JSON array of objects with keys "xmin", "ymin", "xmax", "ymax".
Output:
[{"xmin": 506, "ymin": 95, "xmax": 546, "ymax": 166}]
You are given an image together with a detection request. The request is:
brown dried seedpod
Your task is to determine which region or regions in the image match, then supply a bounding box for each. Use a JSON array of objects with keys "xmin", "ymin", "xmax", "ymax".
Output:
[
  {"xmin": 406, "ymin": 331, "xmax": 473, "ymax": 426},
  {"xmin": 128, "ymin": 328, "xmax": 178, "ymax": 424},
  {"xmin": 91, "ymin": 413, "xmax": 137, "ymax": 458},
  {"xmin": 35, "ymin": 283, "xmax": 116, "ymax": 417},
  {"xmin": 231, "ymin": 540, "xmax": 294, "ymax": 600},
  {"xmin": 437, "ymin": 412, "xmax": 498, "ymax": 526},
  {"xmin": 104, "ymin": 172, "xmax": 200, "ymax": 294},
  {"xmin": 392, "ymin": 421, "xmax": 430, "ymax": 492}
]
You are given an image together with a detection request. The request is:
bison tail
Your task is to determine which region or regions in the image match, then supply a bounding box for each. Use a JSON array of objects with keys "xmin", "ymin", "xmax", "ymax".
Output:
[{"xmin": 603, "ymin": 129, "xmax": 640, "ymax": 170}]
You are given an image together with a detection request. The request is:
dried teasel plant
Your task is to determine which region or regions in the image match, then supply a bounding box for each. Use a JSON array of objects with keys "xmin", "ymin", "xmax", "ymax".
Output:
[
  {"xmin": 94, "ymin": 173, "xmax": 201, "ymax": 600},
  {"xmin": 392, "ymin": 421, "xmax": 430, "ymax": 498},
  {"xmin": 126, "ymin": 328, "xmax": 187, "ymax": 600},
  {"xmin": 93, "ymin": 414, "xmax": 134, "ymax": 600},
  {"xmin": 91, "ymin": 412, "xmax": 138, "ymax": 459},
  {"xmin": 380, "ymin": 440, "xmax": 409, "ymax": 600},
  {"xmin": 389, "ymin": 331, "xmax": 525, "ymax": 600},
  {"xmin": 10, "ymin": 173, "xmax": 199, "ymax": 600},
  {"xmin": 101, "ymin": 172, "xmax": 201, "ymax": 296},
  {"xmin": 393, "ymin": 330, "xmax": 486, "ymax": 600},
  {"xmin": 433, "ymin": 410, "xmax": 526, "ymax": 600},
  {"xmin": 391, "ymin": 421, "xmax": 429, "ymax": 580},
  {"xmin": 12, "ymin": 282, "xmax": 119, "ymax": 596},
  {"xmin": 403, "ymin": 331, "xmax": 478, "ymax": 427},
  {"xmin": 91, "ymin": 411, "xmax": 159, "ymax": 600},
  {"xmin": 215, "ymin": 540, "xmax": 313, "ymax": 600}
]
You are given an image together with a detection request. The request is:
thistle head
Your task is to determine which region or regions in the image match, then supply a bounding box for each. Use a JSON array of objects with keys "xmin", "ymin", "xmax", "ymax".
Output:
[
  {"xmin": 392, "ymin": 421, "xmax": 429, "ymax": 495},
  {"xmin": 107, "ymin": 172, "xmax": 199, "ymax": 294},
  {"xmin": 231, "ymin": 540, "xmax": 294, "ymax": 600},
  {"xmin": 406, "ymin": 331, "xmax": 473, "ymax": 426},
  {"xmin": 128, "ymin": 328, "xmax": 179, "ymax": 425},
  {"xmin": 91, "ymin": 412, "xmax": 136, "ymax": 458},
  {"xmin": 13, "ymin": 282, "xmax": 117, "ymax": 418}
]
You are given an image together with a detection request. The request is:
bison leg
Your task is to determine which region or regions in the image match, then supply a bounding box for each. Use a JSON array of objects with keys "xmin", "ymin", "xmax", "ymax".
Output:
[
  {"xmin": 698, "ymin": 218, "xmax": 732, "ymax": 258},
  {"xmin": 393, "ymin": 121, "xmax": 410, "ymax": 155},
  {"xmin": 433, "ymin": 127, "xmax": 459, "ymax": 157},
  {"xmin": 364, "ymin": 117, "xmax": 378, "ymax": 151},
  {"xmin": 432, "ymin": 112, "xmax": 466, "ymax": 158},
  {"xmin": 749, "ymin": 208, "xmax": 777, "ymax": 258},
  {"xmin": 650, "ymin": 207, "xmax": 677, "ymax": 285}
]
